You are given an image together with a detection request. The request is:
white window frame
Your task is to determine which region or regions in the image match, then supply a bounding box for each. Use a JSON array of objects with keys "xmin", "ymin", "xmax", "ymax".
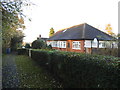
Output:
[
  {"xmin": 62, "ymin": 41, "xmax": 66, "ymax": 48},
  {"xmin": 57, "ymin": 41, "xmax": 59, "ymax": 47},
  {"xmin": 52, "ymin": 41, "xmax": 57, "ymax": 47},
  {"xmin": 58, "ymin": 41, "xmax": 66, "ymax": 48},
  {"xmin": 48, "ymin": 41, "xmax": 66, "ymax": 48},
  {"xmin": 72, "ymin": 41, "xmax": 81, "ymax": 50},
  {"xmin": 51, "ymin": 41, "xmax": 53, "ymax": 47}
]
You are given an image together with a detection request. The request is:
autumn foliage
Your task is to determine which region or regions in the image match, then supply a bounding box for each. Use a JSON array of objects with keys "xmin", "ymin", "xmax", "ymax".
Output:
[{"xmin": 49, "ymin": 28, "xmax": 55, "ymax": 37}]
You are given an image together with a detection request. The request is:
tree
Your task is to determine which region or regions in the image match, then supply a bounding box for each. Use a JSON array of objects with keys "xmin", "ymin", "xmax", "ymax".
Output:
[
  {"xmin": 32, "ymin": 39, "xmax": 46, "ymax": 49},
  {"xmin": 1, "ymin": 0, "xmax": 27, "ymax": 32},
  {"xmin": 47, "ymin": 44, "xmax": 52, "ymax": 49},
  {"xmin": 24, "ymin": 43, "xmax": 31, "ymax": 48},
  {"xmin": 1, "ymin": 0, "xmax": 32, "ymax": 52},
  {"xmin": 105, "ymin": 24, "xmax": 114, "ymax": 35},
  {"xmin": 10, "ymin": 30, "xmax": 24, "ymax": 51},
  {"xmin": 49, "ymin": 27, "xmax": 55, "ymax": 37}
]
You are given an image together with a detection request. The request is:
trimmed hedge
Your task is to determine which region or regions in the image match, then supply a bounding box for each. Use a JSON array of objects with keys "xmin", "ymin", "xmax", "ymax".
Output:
[
  {"xmin": 30, "ymin": 49, "xmax": 119, "ymax": 88},
  {"xmin": 17, "ymin": 48, "xmax": 29, "ymax": 56}
]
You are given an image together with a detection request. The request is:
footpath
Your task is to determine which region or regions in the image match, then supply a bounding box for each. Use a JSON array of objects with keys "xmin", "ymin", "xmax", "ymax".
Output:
[{"xmin": 2, "ymin": 54, "xmax": 20, "ymax": 88}]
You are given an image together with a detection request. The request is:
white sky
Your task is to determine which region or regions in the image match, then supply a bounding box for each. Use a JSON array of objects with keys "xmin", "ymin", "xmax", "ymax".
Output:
[{"xmin": 23, "ymin": 0, "xmax": 119, "ymax": 43}]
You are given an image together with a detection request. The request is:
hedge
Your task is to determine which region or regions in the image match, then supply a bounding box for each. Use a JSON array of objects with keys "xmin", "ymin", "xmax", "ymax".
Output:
[
  {"xmin": 17, "ymin": 48, "xmax": 29, "ymax": 56},
  {"xmin": 29, "ymin": 49, "xmax": 120, "ymax": 88}
]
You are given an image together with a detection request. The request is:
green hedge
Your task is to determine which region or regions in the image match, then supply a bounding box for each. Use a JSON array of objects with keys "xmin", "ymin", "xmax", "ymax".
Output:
[
  {"xmin": 30, "ymin": 49, "xmax": 119, "ymax": 88},
  {"xmin": 17, "ymin": 48, "xmax": 29, "ymax": 55}
]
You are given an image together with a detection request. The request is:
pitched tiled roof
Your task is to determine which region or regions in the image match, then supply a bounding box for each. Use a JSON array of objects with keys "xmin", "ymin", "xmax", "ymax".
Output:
[{"xmin": 47, "ymin": 23, "xmax": 114, "ymax": 41}]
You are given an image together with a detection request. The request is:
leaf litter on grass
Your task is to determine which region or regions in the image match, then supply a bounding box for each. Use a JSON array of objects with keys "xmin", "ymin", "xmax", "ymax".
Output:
[{"xmin": 15, "ymin": 55, "xmax": 62, "ymax": 88}]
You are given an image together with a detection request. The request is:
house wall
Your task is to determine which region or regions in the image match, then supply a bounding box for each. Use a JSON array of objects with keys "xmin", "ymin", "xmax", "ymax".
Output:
[
  {"xmin": 84, "ymin": 40, "xmax": 105, "ymax": 54},
  {"xmin": 47, "ymin": 40, "xmax": 85, "ymax": 53},
  {"xmin": 67, "ymin": 40, "xmax": 85, "ymax": 53},
  {"xmin": 47, "ymin": 39, "xmax": 117, "ymax": 54},
  {"xmin": 84, "ymin": 40, "xmax": 99, "ymax": 48},
  {"xmin": 84, "ymin": 40, "xmax": 118, "ymax": 49}
]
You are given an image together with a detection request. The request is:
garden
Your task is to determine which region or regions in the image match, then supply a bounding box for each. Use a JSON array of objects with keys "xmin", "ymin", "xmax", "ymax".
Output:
[
  {"xmin": 17, "ymin": 48, "xmax": 120, "ymax": 88},
  {"xmin": 1, "ymin": 0, "xmax": 120, "ymax": 88}
]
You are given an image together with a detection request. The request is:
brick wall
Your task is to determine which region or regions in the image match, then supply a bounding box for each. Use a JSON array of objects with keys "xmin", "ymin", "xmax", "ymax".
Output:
[{"xmin": 48, "ymin": 40, "xmax": 85, "ymax": 53}]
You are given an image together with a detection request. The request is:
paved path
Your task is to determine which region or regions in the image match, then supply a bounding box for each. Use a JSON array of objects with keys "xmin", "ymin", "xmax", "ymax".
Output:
[{"xmin": 2, "ymin": 54, "xmax": 20, "ymax": 88}]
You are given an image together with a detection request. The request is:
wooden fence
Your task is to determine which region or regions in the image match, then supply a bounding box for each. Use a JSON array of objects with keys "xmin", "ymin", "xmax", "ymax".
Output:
[{"xmin": 92, "ymin": 48, "xmax": 118, "ymax": 57}]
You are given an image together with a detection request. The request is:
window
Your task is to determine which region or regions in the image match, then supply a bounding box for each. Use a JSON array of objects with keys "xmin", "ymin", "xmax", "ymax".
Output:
[
  {"xmin": 72, "ymin": 41, "xmax": 81, "ymax": 49},
  {"xmin": 62, "ymin": 41, "xmax": 66, "ymax": 48},
  {"xmin": 48, "ymin": 41, "xmax": 57, "ymax": 47},
  {"xmin": 52, "ymin": 41, "xmax": 57, "ymax": 47},
  {"xmin": 59, "ymin": 41, "xmax": 66, "ymax": 48},
  {"xmin": 55, "ymin": 41, "xmax": 57, "ymax": 47},
  {"xmin": 51, "ymin": 41, "xmax": 54, "ymax": 47},
  {"xmin": 60, "ymin": 41, "xmax": 62, "ymax": 48},
  {"xmin": 57, "ymin": 41, "xmax": 60, "ymax": 47},
  {"xmin": 48, "ymin": 41, "xmax": 66, "ymax": 48}
]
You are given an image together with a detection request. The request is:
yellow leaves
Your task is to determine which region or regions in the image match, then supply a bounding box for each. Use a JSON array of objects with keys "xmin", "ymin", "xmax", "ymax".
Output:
[
  {"xmin": 107, "ymin": 30, "xmax": 114, "ymax": 35},
  {"xmin": 49, "ymin": 28, "xmax": 55, "ymax": 37},
  {"xmin": 105, "ymin": 24, "xmax": 113, "ymax": 35},
  {"xmin": 107, "ymin": 24, "xmax": 111, "ymax": 26},
  {"xmin": 105, "ymin": 27, "xmax": 112, "ymax": 31},
  {"xmin": 105, "ymin": 24, "xmax": 112, "ymax": 31},
  {"xmin": 19, "ymin": 17, "xmax": 24, "ymax": 24}
]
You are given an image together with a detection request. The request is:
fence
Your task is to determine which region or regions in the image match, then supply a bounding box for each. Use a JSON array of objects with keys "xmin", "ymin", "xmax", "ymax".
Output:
[{"xmin": 92, "ymin": 48, "xmax": 118, "ymax": 57}]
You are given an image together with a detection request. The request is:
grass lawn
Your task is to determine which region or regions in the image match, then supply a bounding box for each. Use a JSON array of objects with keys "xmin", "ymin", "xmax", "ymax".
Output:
[{"xmin": 15, "ymin": 55, "xmax": 62, "ymax": 88}]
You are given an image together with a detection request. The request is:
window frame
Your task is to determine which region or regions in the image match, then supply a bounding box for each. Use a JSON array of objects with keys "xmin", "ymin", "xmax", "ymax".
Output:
[
  {"xmin": 62, "ymin": 41, "xmax": 66, "ymax": 48},
  {"xmin": 72, "ymin": 41, "xmax": 81, "ymax": 50},
  {"xmin": 59, "ymin": 41, "xmax": 66, "ymax": 48}
]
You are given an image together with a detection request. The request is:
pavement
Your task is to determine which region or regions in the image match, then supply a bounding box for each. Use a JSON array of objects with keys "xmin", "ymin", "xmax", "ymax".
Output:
[{"xmin": 2, "ymin": 54, "xmax": 20, "ymax": 88}]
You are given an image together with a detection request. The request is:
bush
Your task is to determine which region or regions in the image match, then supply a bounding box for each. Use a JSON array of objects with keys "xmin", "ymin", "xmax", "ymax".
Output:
[
  {"xmin": 25, "ymin": 43, "xmax": 31, "ymax": 48},
  {"xmin": 46, "ymin": 44, "xmax": 52, "ymax": 50},
  {"xmin": 31, "ymin": 39, "xmax": 46, "ymax": 49},
  {"xmin": 31, "ymin": 50, "xmax": 50, "ymax": 66},
  {"xmin": 17, "ymin": 48, "xmax": 28, "ymax": 55},
  {"xmin": 31, "ymin": 49, "xmax": 119, "ymax": 88}
]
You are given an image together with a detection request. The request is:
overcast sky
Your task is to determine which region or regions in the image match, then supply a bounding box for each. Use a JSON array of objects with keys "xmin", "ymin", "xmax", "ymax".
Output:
[{"xmin": 23, "ymin": 0, "xmax": 119, "ymax": 42}]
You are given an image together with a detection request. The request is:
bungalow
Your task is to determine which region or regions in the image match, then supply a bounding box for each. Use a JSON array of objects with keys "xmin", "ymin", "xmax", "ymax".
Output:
[{"xmin": 47, "ymin": 23, "xmax": 115, "ymax": 54}]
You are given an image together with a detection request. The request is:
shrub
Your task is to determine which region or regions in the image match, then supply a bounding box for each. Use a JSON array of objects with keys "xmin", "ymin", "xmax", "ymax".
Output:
[
  {"xmin": 31, "ymin": 49, "xmax": 119, "ymax": 88},
  {"xmin": 46, "ymin": 44, "xmax": 52, "ymax": 50},
  {"xmin": 24, "ymin": 43, "xmax": 31, "ymax": 48},
  {"xmin": 17, "ymin": 48, "xmax": 28, "ymax": 55},
  {"xmin": 31, "ymin": 39, "xmax": 46, "ymax": 49},
  {"xmin": 31, "ymin": 50, "xmax": 50, "ymax": 66}
]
